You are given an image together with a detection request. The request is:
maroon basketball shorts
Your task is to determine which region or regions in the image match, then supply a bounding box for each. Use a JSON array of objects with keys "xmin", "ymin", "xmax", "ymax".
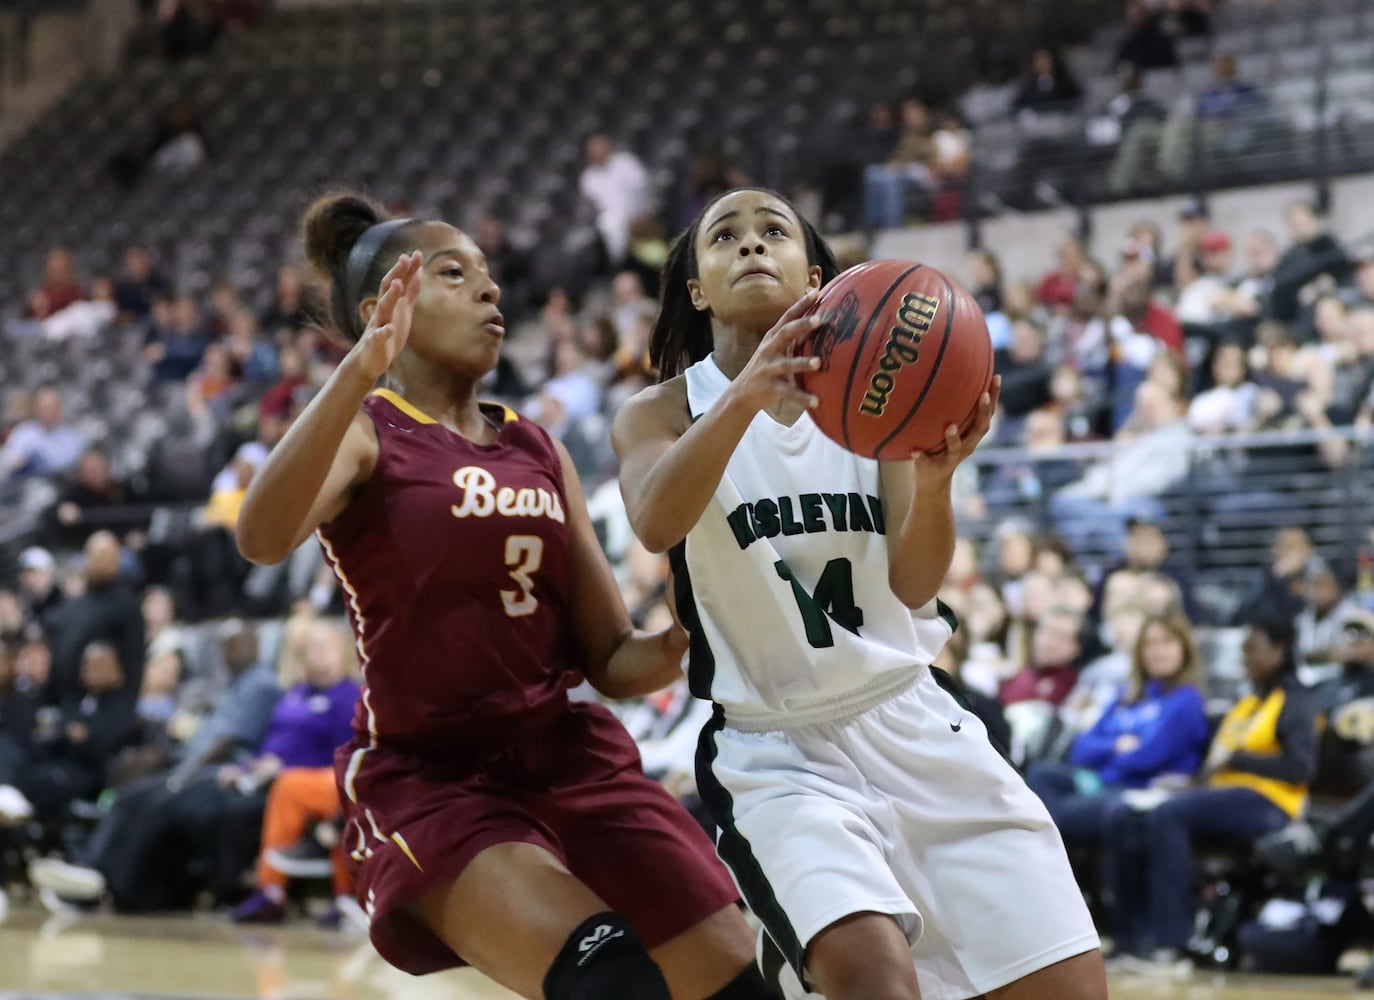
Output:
[{"xmin": 334, "ymin": 700, "xmax": 739, "ymax": 974}]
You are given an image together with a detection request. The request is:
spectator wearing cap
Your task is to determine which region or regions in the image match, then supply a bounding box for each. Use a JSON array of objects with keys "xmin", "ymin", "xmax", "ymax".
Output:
[
  {"xmin": 17, "ymin": 546, "xmax": 62, "ymax": 630},
  {"xmin": 1164, "ymin": 199, "xmax": 1210, "ymax": 291},
  {"xmin": 1, "ymin": 386, "xmax": 85, "ymax": 482},
  {"xmin": 1175, "ymin": 231, "xmax": 1236, "ymax": 327},
  {"xmin": 1181, "ymin": 233, "xmax": 1264, "ymax": 343},
  {"xmin": 1271, "ymin": 201, "xmax": 1352, "ymax": 324}
]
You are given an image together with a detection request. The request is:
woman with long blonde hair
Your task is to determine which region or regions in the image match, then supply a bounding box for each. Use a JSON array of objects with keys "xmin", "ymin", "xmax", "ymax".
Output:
[{"xmin": 1024, "ymin": 613, "xmax": 1210, "ymax": 844}]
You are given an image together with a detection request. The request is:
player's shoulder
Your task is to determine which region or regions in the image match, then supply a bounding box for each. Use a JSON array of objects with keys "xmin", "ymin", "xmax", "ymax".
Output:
[
  {"xmin": 488, "ymin": 401, "xmax": 561, "ymax": 457},
  {"xmin": 615, "ymin": 376, "xmax": 691, "ymax": 438}
]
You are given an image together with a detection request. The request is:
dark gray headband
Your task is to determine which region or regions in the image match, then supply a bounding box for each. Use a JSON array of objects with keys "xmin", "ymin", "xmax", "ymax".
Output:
[{"xmin": 343, "ymin": 218, "xmax": 416, "ymax": 327}]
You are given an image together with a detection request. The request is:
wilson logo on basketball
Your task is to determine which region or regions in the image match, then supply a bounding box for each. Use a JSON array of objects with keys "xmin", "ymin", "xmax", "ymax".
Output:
[{"xmin": 858, "ymin": 291, "xmax": 940, "ymax": 417}]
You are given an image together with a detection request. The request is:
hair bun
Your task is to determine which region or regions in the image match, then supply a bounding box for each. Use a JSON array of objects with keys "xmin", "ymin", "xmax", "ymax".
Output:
[{"xmin": 301, "ymin": 193, "xmax": 387, "ymax": 276}]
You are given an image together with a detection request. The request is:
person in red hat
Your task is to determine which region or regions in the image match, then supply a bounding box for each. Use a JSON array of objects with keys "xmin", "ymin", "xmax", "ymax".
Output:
[{"xmin": 1176, "ymin": 231, "xmax": 1237, "ymax": 326}]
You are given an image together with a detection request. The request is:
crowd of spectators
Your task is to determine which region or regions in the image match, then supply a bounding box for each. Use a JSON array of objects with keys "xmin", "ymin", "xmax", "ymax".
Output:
[
  {"xmin": 2, "ymin": 6, "xmax": 1374, "ymax": 974},
  {"xmin": 854, "ymin": 0, "xmax": 1331, "ymax": 223}
]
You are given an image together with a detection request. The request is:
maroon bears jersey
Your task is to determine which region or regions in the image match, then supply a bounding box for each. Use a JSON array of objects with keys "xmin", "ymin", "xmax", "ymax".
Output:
[{"xmin": 318, "ymin": 389, "xmax": 582, "ymax": 756}]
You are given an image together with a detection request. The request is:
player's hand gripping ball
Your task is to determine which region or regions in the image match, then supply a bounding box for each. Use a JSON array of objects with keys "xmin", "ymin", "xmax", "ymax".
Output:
[{"xmin": 799, "ymin": 260, "xmax": 994, "ymax": 459}]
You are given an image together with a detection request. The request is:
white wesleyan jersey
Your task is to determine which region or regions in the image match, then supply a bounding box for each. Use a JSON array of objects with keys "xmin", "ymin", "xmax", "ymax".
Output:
[{"xmin": 674, "ymin": 356, "xmax": 954, "ymax": 721}]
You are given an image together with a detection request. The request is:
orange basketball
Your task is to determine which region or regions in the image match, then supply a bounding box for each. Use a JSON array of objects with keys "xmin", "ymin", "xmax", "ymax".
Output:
[{"xmin": 798, "ymin": 260, "xmax": 994, "ymax": 460}]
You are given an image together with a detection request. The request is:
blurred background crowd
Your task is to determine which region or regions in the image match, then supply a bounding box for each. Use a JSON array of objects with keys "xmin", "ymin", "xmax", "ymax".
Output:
[{"xmin": 2, "ymin": 0, "xmax": 1374, "ymax": 986}]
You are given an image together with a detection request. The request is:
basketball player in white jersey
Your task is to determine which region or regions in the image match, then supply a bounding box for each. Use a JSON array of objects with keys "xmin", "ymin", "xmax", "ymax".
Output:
[{"xmin": 613, "ymin": 188, "xmax": 1105, "ymax": 1000}]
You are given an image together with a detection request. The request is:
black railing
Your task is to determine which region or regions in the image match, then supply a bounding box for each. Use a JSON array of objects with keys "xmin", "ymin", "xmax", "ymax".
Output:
[{"xmin": 960, "ymin": 426, "xmax": 1374, "ymax": 624}]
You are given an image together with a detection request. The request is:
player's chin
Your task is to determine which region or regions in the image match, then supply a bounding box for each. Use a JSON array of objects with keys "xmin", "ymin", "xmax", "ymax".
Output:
[
  {"xmin": 723, "ymin": 288, "xmax": 798, "ymax": 328},
  {"xmin": 452, "ymin": 344, "xmax": 500, "ymax": 380}
]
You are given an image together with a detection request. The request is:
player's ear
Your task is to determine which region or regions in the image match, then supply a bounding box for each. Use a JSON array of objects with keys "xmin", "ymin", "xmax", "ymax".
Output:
[
  {"xmin": 358, "ymin": 295, "xmax": 379, "ymax": 329},
  {"xmin": 806, "ymin": 265, "xmax": 823, "ymax": 293},
  {"xmin": 687, "ymin": 279, "xmax": 710, "ymax": 313}
]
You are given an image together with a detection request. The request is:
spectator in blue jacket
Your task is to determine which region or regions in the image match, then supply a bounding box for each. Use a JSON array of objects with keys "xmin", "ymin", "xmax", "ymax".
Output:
[{"xmin": 1026, "ymin": 613, "xmax": 1209, "ymax": 844}]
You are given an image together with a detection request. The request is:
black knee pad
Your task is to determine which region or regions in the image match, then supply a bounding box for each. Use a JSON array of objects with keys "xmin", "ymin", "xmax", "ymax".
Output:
[
  {"xmin": 707, "ymin": 961, "xmax": 777, "ymax": 999},
  {"xmin": 543, "ymin": 912, "xmax": 670, "ymax": 1000}
]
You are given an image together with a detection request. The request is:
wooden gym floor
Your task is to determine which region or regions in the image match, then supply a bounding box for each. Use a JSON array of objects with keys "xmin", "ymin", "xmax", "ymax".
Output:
[{"xmin": 0, "ymin": 909, "xmax": 1359, "ymax": 999}]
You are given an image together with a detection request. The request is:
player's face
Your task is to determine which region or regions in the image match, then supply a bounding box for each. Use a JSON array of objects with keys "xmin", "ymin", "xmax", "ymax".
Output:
[
  {"xmin": 687, "ymin": 190, "xmax": 821, "ymax": 331},
  {"xmin": 401, "ymin": 222, "xmax": 505, "ymax": 378}
]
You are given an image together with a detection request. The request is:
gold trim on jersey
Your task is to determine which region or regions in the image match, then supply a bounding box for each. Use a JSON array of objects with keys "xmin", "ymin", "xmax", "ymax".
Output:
[
  {"xmin": 316, "ymin": 526, "xmax": 377, "ymax": 804},
  {"xmin": 371, "ymin": 388, "xmax": 436, "ymax": 424},
  {"xmin": 392, "ymin": 832, "xmax": 424, "ymax": 871},
  {"xmin": 370, "ymin": 387, "xmax": 520, "ymax": 426}
]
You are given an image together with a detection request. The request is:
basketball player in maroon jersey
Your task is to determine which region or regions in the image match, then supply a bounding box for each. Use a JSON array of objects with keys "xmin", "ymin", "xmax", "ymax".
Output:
[{"xmin": 236, "ymin": 193, "xmax": 776, "ymax": 1000}]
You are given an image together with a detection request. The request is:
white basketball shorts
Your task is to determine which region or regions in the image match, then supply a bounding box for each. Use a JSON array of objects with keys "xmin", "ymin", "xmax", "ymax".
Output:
[{"xmin": 698, "ymin": 668, "xmax": 1100, "ymax": 1000}]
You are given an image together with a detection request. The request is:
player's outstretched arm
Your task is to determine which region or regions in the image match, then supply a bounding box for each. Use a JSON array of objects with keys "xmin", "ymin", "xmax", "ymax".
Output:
[
  {"xmin": 880, "ymin": 378, "xmax": 998, "ymax": 608},
  {"xmin": 237, "ymin": 253, "xmax": 423, "ymax": 564},
  {"xmin": 554, "ymin": 439, "xmax": 687, "ymax": 697},
  {"xmin": 613, "ymin": 292, "xmax": 823, "ymax": 554}
]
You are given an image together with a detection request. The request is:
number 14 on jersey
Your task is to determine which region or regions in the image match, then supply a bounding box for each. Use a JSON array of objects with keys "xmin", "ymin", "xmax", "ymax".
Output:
[{"xmin": 775, "ymin": 557, "xmax": 864, "ymax": 648}]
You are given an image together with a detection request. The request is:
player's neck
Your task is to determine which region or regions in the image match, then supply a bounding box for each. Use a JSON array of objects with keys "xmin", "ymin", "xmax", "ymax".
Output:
[
  {"xmin": 710, "ymin": 324, "xmax": 769, "ymax": 380},
  {"xmin": 386, "ymin": 367, "xmax": 494, "ymax": 442}
]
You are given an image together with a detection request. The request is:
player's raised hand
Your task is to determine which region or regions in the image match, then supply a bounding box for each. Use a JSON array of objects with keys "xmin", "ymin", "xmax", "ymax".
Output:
[
  {"xmin": 725, "ymin": 288, "xmax": 825, "ymax": 414},
  {"xmin": 352, "ymin": 252, "xmax": 424, "ymax": 380},
  {"xmin": 912, "ymin": 376, "xmax": 1001, "ymax": 482}
]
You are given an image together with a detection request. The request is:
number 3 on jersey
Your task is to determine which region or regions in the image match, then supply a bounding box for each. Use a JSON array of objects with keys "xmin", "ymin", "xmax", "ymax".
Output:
[
  {"xmin": 501, "ymin": 535, "xmax": 543, "ymax": 617},
  {"xmin": 776, "ymin": 557, "xmax": 864, "ymax": 648}
]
